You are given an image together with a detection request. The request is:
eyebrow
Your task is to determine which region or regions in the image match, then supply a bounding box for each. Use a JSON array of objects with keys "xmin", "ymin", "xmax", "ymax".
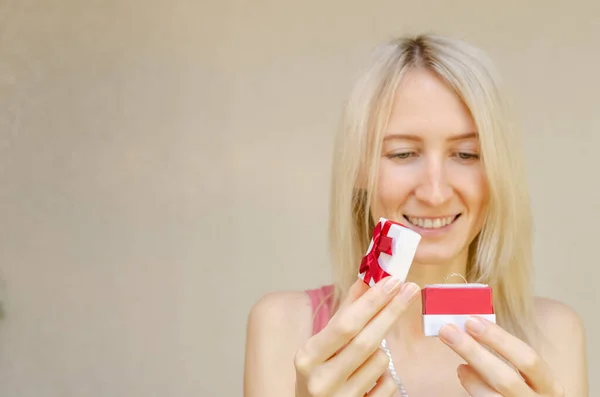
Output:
[{"xmin": 384, "ymin": 132, "xmax": 479, "ymax": 142}]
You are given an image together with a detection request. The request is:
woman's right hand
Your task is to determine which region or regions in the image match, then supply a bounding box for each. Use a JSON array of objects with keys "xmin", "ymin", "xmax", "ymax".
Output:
[{"xmin": 293, "ymin": 277, "xmax": 421, "ymax": 397}]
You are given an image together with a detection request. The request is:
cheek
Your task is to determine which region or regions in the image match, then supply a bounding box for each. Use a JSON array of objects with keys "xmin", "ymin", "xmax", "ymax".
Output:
[
  {"xmin": 374, "ymin": 162, "xmax": 414, "ymax": 212},
  {"xmin": 459, "ymin": 169, "xmax": 489, "ymax": 216}
]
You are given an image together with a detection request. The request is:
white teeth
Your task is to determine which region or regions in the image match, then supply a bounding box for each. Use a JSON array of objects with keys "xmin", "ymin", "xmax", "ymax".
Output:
[{"xmin": 406, "ymin": 216, "xmax": 456, "ymax": 229}]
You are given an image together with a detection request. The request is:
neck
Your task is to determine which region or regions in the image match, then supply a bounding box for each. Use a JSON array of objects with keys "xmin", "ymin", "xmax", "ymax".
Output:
[
  {"xmin": 406, "ymin": 254, "xmax": 468, "ymax": 287},
  {"xmin": 387, "ymin": 250, "xmax": 469, "ymax": 345}
]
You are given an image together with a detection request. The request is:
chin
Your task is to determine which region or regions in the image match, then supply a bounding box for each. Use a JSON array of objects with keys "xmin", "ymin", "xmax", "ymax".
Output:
[{"xmin": 412, "ymin": 243, "xmax": 468, "ymax": 266}]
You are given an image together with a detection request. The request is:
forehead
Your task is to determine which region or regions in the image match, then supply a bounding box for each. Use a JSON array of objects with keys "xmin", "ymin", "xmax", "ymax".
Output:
[{"xmin": 385, "ymin": 68, "xmax": 477, "ymax": 138}]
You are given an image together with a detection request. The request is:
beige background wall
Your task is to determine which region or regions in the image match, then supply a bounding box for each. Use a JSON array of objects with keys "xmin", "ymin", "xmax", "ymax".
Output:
[{"xmin": 0, "ymin": 0, "xmax": 597, "ymax": 396}]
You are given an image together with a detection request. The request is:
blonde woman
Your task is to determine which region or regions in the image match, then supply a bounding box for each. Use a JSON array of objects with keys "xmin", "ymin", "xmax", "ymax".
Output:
[{"xmin": 243, "ymin": 34, "xmax": 588, "ymax": 397}]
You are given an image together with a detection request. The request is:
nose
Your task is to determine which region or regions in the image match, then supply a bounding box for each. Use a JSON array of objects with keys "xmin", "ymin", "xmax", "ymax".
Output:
[{"xmin": 414, "ymin": 158, "xmax": 453, "ymax": 207}]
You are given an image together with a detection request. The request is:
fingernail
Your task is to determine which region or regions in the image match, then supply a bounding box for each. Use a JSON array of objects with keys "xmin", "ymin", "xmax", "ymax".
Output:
[
  {"xmin": 383, "ymin": 277, "xmax": 402, "ymax": 294},
  {"xmin": 465, "ymin": 317, "xmax": 485, "ymax": 334},
  {"xmin": 400, "ymin": 282, "xmax": 420, "ymax": 302},
  {"xmin": 439, "ymin": 324, "xmax": 461, "ymax": 345}
]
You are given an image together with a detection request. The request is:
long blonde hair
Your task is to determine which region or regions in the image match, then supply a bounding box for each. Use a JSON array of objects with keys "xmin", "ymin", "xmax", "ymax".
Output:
[{"xmin": 328, "ymin": 34, "xmax": 538, "ymax": 345}]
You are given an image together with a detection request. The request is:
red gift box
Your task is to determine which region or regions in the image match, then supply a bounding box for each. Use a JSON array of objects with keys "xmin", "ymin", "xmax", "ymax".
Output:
[{"xmin": 421, "ymin": 283, "xmax": 496, "ymax": 336}]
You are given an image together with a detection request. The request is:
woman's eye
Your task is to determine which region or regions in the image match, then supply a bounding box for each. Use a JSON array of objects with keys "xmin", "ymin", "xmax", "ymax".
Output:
[
  {"xmin": 390, "ymin": 152, "xmax": 415, "ymax": 159},
  {"xmin": 456, "ymin": 152, "xmax": 479, "ymax": 160}
]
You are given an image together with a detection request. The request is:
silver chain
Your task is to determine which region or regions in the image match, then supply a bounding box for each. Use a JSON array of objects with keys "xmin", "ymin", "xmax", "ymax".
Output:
[{"xmin": 380, "ymin": 338, "xmax": 409, "ymax": 396}]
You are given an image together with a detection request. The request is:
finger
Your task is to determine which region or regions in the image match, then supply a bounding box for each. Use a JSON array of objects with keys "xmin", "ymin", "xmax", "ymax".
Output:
[
  {"xmin": 457, "ymin": 364, "xmax": 502, "ymax": 396},
  {"xmin": 294, "ymin": 278, "xmax": 367, "ymax": 376},
  {"xmin": 328, "ymin": 280, "xmax": 371, "ymax": 355},
  {"xmin": 324, "ymin": 282, "xmax": 420, "ymax": 381},
  {"xmin": 366, "ymin": 372, "xmax": 398, "ymax": 397},
  {"xmin": 464, "ymin": 316, "xmax": 563, "ymax": 395},
  {"xmin": 338, "ymin": 278, "xmax": 370, "ymax": 310},
  {"xmin": 439, "ymin": 324, "xmax": 534, "ymax": 397},
  {"xmin": 296, "ymin": 276, "xmax": 405, "ymax": 375},
  {"xmin": 340, "ymin": 349, "xmax": 390, "ymax": 397}
]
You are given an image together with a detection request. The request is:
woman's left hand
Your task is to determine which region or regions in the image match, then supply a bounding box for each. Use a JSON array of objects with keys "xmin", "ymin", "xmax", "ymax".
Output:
[{"xmin": 438, "ymin": 317, "xmax": 565, "ymax": 397}]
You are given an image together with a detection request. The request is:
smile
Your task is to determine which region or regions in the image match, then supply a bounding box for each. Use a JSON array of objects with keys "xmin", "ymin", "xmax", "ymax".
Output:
[{"xmin": 404, "ymin": 214, "xmax": 461, "ymax": 229}]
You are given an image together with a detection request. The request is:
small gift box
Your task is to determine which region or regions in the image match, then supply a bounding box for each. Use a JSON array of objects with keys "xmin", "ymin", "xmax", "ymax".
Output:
[
  {"xmin": 358, "ymin": 217, "xmax": 422, "ymax": 286},
  {"xmin": 421, "ymin": 283, "xmax": 496, "ymax": 336}
]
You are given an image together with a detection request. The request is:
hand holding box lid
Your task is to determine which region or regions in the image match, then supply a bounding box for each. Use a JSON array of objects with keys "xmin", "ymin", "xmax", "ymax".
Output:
[{"xmin": 421, "ymin": 283, "xmax": 496, "ymax": 336}]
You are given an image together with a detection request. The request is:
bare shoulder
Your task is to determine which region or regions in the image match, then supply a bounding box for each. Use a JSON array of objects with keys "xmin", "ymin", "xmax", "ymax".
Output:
[
  {"xmin": 533, "ymin": 296, "xmax": 586, "ymax": 347},
  {"xmin": 244, "ymin": 290, "xmax": 314, "ymax": 397},
  {"xmin": 534, "ymin": 296, "xmax": 584, "ymax": 326},
  {"xmin": 246, "ymin": 290, "xmax": 314, "ymax": 340},
  {"xmin": 533, "ymin": 296, "xmax": 588, "ymax": 396}
]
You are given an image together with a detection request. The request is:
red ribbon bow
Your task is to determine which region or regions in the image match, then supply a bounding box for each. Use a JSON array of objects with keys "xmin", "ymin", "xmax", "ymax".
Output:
[{"xmin": 359, "ymin": 220, "xmax": 395, "ymax": 285}]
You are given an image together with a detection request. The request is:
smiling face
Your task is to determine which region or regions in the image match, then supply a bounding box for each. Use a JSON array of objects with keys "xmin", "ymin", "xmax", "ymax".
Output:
[{"xmin": 371, "ymin": 67, "xmax": 489, "ymax": 266}]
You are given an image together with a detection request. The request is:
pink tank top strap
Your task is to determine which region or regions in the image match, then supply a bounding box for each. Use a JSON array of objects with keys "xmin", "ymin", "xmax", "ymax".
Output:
[{"xmin": 305, "ymin": 284, "xmax": 335, "ymax": 335}]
